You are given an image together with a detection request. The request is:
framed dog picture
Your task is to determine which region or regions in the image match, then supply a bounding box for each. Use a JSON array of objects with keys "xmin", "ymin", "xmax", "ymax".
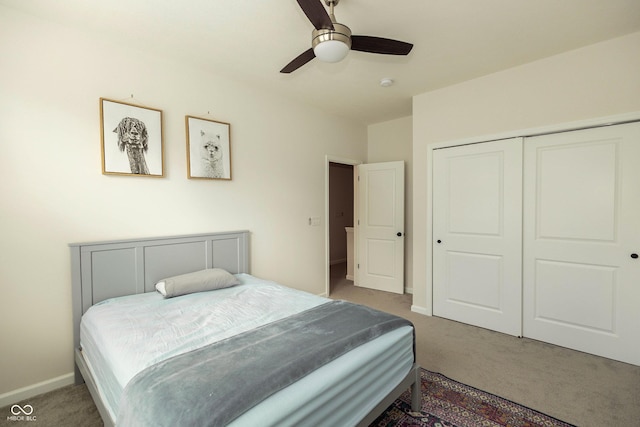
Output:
[
  {"xmin": 100, "ymin": 98, "xmax": 164, "ymax": 177},
  {"xmin": 185, "ymin": 116, "xmax": 232, "ymax": 180}
]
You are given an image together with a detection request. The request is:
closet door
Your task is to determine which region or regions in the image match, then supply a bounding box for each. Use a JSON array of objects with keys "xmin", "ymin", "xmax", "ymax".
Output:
[
  {"xmin": 433, "ymin": 138, "xmax": 523, "ymax": 336},
  {"xmin": 523, "ymin": 123, "xmax": 640, "ymax": 365}
]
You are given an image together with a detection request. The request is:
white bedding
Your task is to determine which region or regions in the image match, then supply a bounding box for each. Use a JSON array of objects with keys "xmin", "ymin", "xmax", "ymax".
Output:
[{"xmin": 80, "ymin": 274, "xmax": 414, "ymax": 426}]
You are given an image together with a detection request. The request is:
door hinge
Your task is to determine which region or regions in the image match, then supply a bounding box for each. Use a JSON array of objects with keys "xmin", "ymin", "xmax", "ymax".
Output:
[{"xmin": 357, "ymin": 264, "xmax": 360, "ymax": 269}]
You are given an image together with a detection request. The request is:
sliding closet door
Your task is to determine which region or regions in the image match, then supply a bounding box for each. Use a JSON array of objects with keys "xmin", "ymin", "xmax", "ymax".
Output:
[
  {"xmin": 433, "ymin": 138, "xmax": 523, "ymax": 336},
  {"xmin": 523, "ymin": 122, "xmax": 640, "ymax": 365}
]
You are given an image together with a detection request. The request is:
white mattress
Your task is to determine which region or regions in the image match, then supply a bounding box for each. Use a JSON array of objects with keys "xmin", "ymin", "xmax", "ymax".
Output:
[{"xmin": 80, "ymin": 274, "xmax": 414, "ymax": 426}]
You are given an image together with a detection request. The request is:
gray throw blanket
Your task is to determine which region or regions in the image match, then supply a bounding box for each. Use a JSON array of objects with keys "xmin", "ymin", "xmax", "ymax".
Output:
[{"xmin": 116, "ymin": 300, "xmax": 414, "ymax": 426}]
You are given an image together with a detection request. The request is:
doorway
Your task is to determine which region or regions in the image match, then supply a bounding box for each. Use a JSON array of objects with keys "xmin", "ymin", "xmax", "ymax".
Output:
[{"xmin": 328, "ymin": 161, "xmax": 355, "ymax": 295}]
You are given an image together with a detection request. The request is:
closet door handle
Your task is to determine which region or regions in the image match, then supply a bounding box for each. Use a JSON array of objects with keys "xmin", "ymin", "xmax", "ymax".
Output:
[
  {"xmin": 436, "ymin": 240, "xmax": 442, "ymax": 244},
  {"xmin": 632, "ymin": 253, "xmax": 639, "ymax": 259},
  {"xmin": 397, "ymin": 232, "xmax": 403, "ymax": 237}
]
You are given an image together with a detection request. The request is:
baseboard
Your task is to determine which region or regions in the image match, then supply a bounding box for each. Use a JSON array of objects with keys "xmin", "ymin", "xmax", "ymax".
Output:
[
  {"xmin": 411, "ymin": 305, "xmax": 431, "ymax": 316},
  {"xmin": 0, "ymin": 373, "xmax": 74, "ymax": 408},
  {"xmin": 346, "ymin": 274, "xmax": 354, "ymax": 281},
  {"xmin": 330, "ymin": 258, "xmax": 347, "ymax": 265}
]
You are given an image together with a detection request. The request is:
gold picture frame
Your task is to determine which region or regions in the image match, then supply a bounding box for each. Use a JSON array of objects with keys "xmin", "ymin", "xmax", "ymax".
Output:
[
  {"xmin": 100, "ymin": 98, "xmax": 164, "ymax": 177},
  {"xmin": 185, "ymin": 115, "xmax": 232, "ymax": 180}
]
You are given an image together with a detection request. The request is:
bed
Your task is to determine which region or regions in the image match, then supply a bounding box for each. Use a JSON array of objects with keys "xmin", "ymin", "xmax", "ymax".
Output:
[{"xmin": 70, "ymin": 230, "xmax": 420, "ymax": 426}]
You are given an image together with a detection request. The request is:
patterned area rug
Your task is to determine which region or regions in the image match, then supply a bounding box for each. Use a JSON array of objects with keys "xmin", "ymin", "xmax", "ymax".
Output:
[{"xmin": 371, "ymin": 369, "xmax": 575, "ymax": 427}]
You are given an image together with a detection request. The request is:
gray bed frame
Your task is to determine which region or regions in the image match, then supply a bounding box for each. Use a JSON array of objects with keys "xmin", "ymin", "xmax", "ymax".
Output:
[{"xmin": 69, "ymin": 230, "xmax": 420, "ymax": 426}]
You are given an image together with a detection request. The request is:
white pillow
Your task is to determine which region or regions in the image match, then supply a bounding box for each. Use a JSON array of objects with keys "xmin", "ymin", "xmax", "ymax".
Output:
[{"xmin": 155, "ymin": 268, "xmax": 240, "ymax": 298}]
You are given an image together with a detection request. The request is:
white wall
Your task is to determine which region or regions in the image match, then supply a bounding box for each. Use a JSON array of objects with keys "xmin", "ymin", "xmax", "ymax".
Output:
[
  {"xmin": 367, "ymin": 116, "xmax": 413, "ymax": 292},
  {"xmin": 0, "ymin": 6, "xmax": 366, "ymax": 398},
  {"xmin": 412, "ymin": 32, "xmax": 640, "ymax": 312}
]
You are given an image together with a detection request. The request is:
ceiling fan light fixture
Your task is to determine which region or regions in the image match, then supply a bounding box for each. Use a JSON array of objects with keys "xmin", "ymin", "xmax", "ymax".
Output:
[
  {"xmin": 313, "ymin": 40, "xmax": 350, "ymax": 62},
  {"xmin": 312, "ymin": 23, "xmax": 352, "ymax": 63}
]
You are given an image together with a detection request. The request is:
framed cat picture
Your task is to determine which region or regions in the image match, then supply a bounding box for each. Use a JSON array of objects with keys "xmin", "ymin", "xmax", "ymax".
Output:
[{"xmin": 185, "ymin": 116, "xmax": 232, "ymax": 180}]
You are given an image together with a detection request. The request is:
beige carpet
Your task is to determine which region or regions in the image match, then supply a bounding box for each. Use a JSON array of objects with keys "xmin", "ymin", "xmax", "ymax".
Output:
[
  {"xmin": 0, "ymin": 382, "xmax": 100, "ymax": 427},
  {"xmin": 329, "ymin": 262, "xmax": 640, "ymax": 427}
]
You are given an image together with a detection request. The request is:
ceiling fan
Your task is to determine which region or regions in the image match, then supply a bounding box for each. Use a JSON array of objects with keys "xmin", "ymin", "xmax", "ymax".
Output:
[{"xmin": 281, "ymin": 0, "xmax": 414, "ymax": 73}]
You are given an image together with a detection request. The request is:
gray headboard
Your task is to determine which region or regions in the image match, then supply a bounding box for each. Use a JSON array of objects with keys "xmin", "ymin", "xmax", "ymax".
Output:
[{"xmin": 69, "ymin": 230, "xmax": 250, "ymax": 368}]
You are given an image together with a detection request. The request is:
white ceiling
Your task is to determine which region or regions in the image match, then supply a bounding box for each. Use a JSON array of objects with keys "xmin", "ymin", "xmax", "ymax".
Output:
[{"xmin": 4, "ymin": 0, "xmax": 640, "ymax": 124}]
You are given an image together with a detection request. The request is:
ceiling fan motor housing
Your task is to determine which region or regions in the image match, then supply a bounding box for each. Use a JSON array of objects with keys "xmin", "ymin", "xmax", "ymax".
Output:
[{"xmin": 312, "ymin": 23, "xmax": 352, "ymax": 62}]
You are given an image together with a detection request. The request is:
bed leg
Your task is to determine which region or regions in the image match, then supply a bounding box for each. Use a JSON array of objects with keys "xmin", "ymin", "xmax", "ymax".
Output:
[
  {"xmin": 411, "ymin": 366, "xmax": 421, "ymax": 412},
  {"xmin": 74, "ymin": 364, "xmax": 85, "ymax": 385}
]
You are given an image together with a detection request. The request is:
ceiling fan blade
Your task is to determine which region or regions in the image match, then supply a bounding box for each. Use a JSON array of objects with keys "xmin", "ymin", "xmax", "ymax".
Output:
[
  {"xmin": 296, "ymin": 0, "xmax": 334, "ymax": 30},
  {"xmin": 351, "ymin": 35, "xmax": 413, "ymax": 55},
  {"xmin": 280, "ymin": 48, "xmax": 316, "ymax": 73}
]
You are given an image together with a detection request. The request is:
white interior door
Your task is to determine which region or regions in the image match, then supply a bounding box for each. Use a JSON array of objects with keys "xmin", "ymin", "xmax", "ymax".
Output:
[
  {"xmin": 432, "ymin": 138, "xmax": 523, "ymax": 336},
  {"xmin": 356, "ymin": 161, "xmax": 404, "ymax": 294},
  {"xmin": 523, "ymin": 122, "xmax": 640, "ymax": 365}
]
